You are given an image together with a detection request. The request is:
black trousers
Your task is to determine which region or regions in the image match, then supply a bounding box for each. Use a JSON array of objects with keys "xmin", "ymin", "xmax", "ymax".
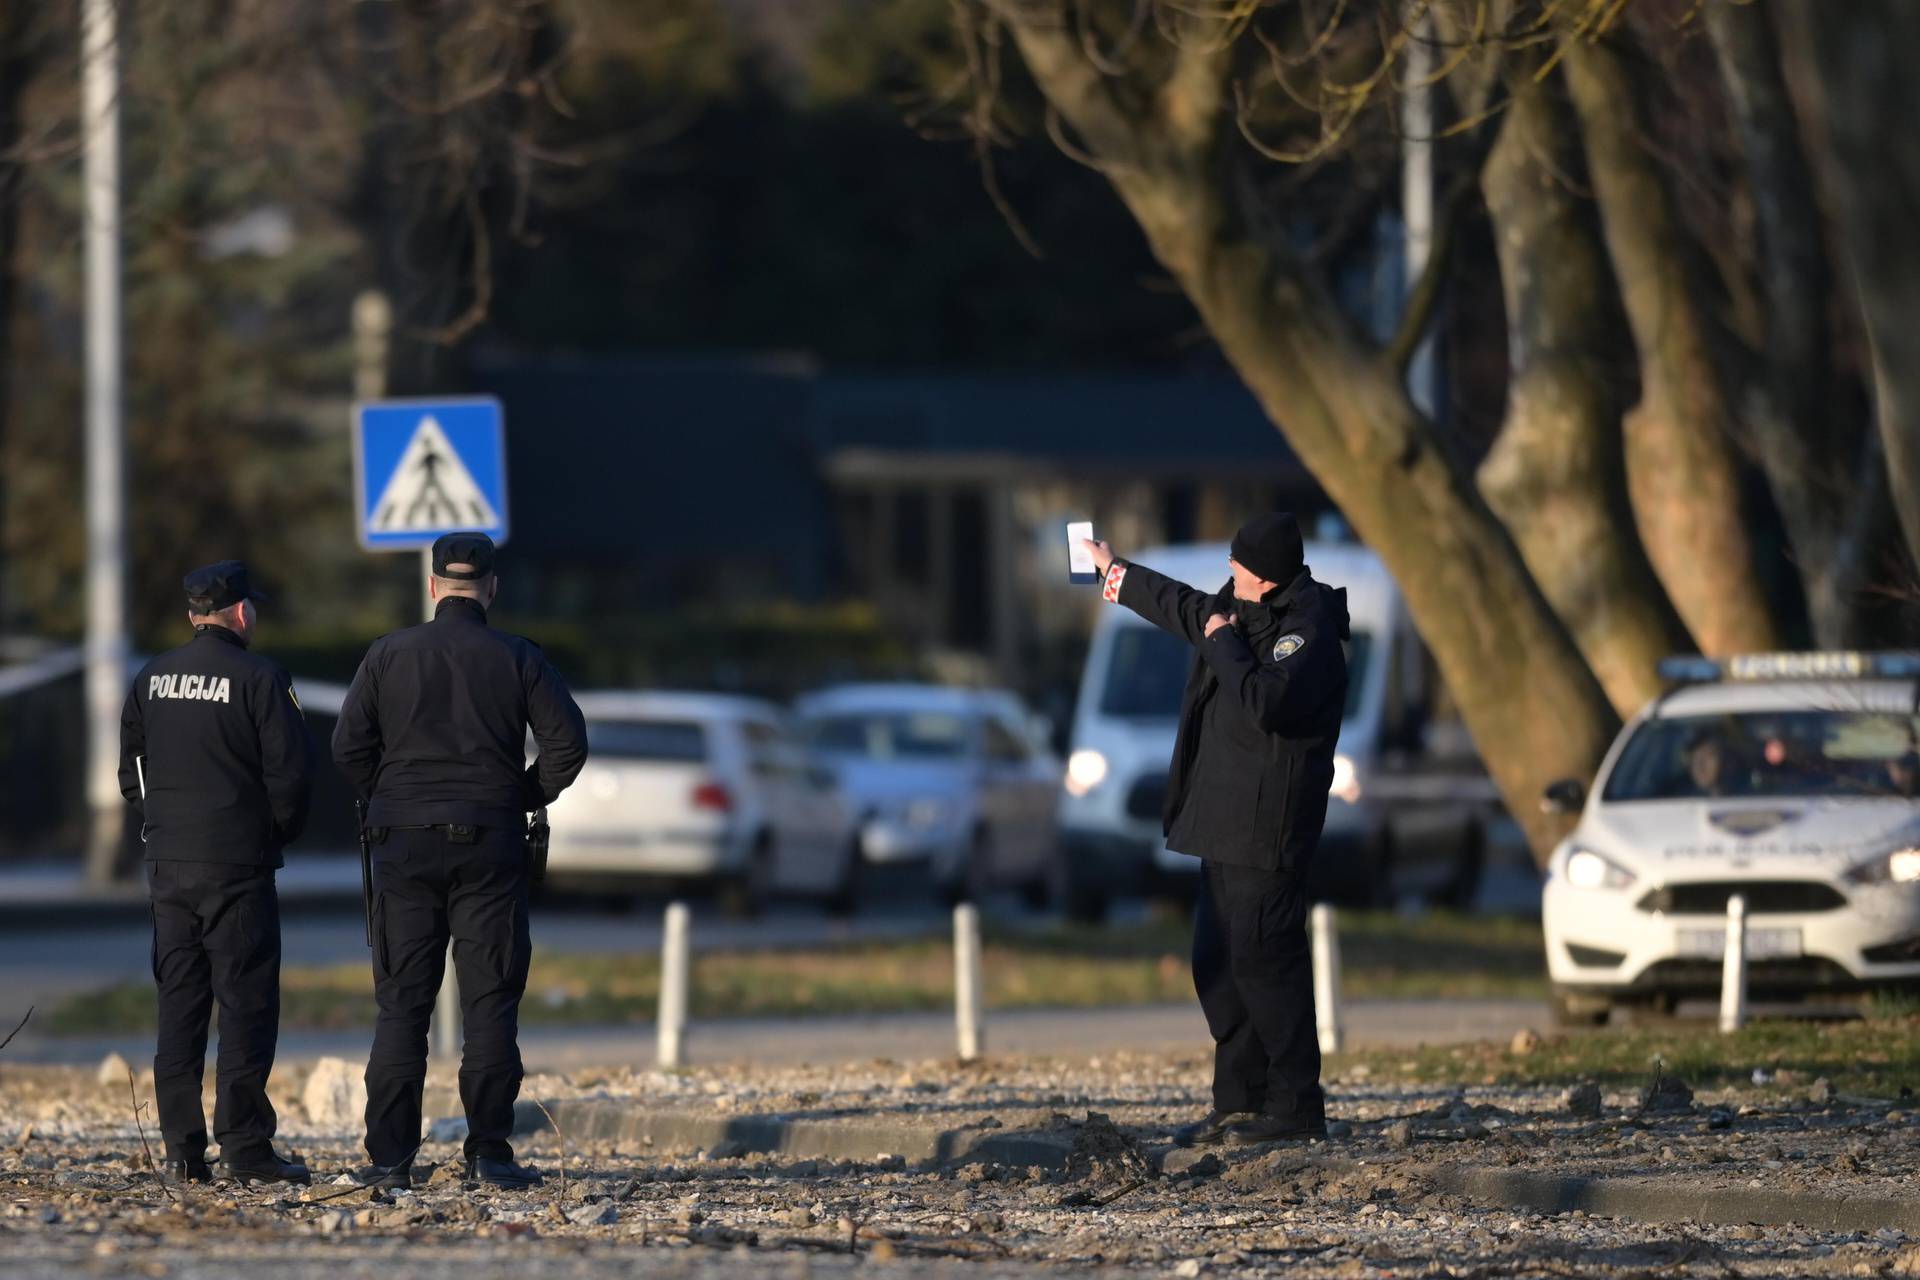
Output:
[
  {"xmin": 364, "ymin": 826, "xmax": 531, "ymax": 1167},
  {"xmin": 147, "ymin": 859, "xmax": 281, "ymax": 1164},
  {"xmin": 1191, "ymin": 858, "xmax": 1324, "ymax": 1118}
]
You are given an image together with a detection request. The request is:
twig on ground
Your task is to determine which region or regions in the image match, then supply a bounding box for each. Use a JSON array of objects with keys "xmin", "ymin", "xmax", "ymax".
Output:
[
  {"xmin": 0, "ymin": 1005, "xmax": 31, "ymax": 1055},
  {"xmin": 126, "ymin": 1066, "xmax": 176, "ymax": 1205},
  {"xmin": 529, "ymin": 1097, "xmax": 569, "ymax": 1203}
]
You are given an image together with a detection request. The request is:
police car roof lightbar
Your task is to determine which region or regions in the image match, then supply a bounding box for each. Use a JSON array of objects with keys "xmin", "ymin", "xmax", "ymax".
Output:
[{"xmin": 1656, "ymin": 652, "xmax": 1920, "ymax": 685}]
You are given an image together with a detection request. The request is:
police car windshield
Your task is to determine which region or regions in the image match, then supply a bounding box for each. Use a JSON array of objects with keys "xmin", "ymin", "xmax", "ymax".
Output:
[
  {"xmin": 1099, "ymin": 626, "xmax": 1372, "ymax": 720},
  {"xmin": 1602, "ymin": 710, "xmax": 1920, "ymax": 802},
  {"xmin": 586, "ymin": 719, "xmax": 707, "ymax": 763},
  {"xmin": 804, "ymin": 713, "xmax": 971, "ymax": 761}
]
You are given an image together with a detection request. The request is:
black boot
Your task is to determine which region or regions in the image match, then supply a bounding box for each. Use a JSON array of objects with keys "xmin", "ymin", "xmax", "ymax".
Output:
[
  {"xmin": 466, "ymin": 1156, "xmax": 543, "ymax": 1189},
  {"xmin": 1171, "ymin": 1110, "xmax": 1262, "ymax": 1148},
  {"xmin": 352, "ymin": 1162, "xmax": 414, "ymax": 1190},
  {"xmin": 163, "ymin": 1157, "xmax": 213, "ymax": 1185},
  {"xmin": 1224, "ymin": 1111, "xmax": 1328, "ymax": 1146},
  {"xmin": 217, "ymin": 1150, "xmax": 312, "ymax": 1185}
]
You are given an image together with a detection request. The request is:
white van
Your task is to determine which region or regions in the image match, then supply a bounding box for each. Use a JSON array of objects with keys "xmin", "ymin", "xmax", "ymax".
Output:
[{"xmin": 1056, "ymin": 540, "xmax": 1479, "ymax": 920}]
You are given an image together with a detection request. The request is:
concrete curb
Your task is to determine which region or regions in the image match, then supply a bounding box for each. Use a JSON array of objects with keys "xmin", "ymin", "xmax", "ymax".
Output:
[
  {"xmin": 1422, "ymin": 1165, "xmax": 1920, "ymax": 1235},
  {"xmin": 515, "ymin": 1100, "xmax": 1920, "ymax": 1233},
  {"xmin": 514, "ymin": 1098, "xmax": 1075, "ymax": 1171}
]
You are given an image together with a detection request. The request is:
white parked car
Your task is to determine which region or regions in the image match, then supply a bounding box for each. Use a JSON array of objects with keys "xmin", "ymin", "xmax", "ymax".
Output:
[
  {"xmin": 795, "ymin": 684, "xmax": 1062, "ymax": 905},
  {"xmin": 1542, "ymin": 652, "xmax": 1920, "ymax": 1025},
  {"xmin": 543, "ymin": 691, "xmax": 860, "ymax": 914}
]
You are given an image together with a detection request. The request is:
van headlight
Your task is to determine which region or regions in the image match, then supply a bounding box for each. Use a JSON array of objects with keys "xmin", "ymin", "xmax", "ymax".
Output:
[
  {"xmin": 1331, "ymin": 754, "xmax": 1361, "ymax": 804},
  {"xmin": 1064, "ymin": 749, "xmax": 1110, "ymax": 797},
  {"xmin": 1564, "ymin": 846, "xmax": 1636, "ymax": 890},
  {"xmin": 1847, "ymin": 847, "xmax": 1920, "ymax": 885}
]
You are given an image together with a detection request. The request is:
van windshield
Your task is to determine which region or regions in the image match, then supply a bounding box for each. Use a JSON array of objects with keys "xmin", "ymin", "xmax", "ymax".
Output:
[
  {"xmin": 1602, "ymin": 710, "xmax": 1920, "ymax": 801},
  {"xmin": 1099, "ymin": 625, "xmax": 1371, "ymax": 720}
]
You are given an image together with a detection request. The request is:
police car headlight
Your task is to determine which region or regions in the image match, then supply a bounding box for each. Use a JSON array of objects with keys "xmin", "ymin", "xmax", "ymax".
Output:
[
  {"xmin": 1564, "ymin": 846, "xmax": 1636, "ymax": 890},
  {"xmin": 1846, "ymin": 847, "xmax": 1920, "ymax": 885},
  {"xmin": 1064, "ymin": 749, "xmax": 1110, "ymax": 798},
  {"xmin": 1331, "ymin": 754, "xmax": 1361, "ymax": 805}
]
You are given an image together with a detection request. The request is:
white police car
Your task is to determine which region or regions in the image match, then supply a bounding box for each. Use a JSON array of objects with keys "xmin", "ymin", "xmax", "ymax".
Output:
[{"xmin": 1542, "ymin": 652, "xmax": 1920, "ymax": 1025}]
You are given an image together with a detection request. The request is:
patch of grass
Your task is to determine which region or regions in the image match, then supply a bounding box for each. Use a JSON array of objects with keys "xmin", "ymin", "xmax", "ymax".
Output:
[
  {"xmin": 1335, "ymin": 1015, "xmax": 1920, "ymax": 1097},
  {"xmin": 45, "ymin": 909, "xmax": 1547, "ymax": 1033}
]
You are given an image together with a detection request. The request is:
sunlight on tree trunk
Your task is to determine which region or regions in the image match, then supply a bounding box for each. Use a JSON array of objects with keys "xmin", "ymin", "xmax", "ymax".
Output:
[
  {"xmin": 1477, "ymin": 76, "xmax": 1687, "ymax": 716},
  {"xmin": 1562, "ymin": 36, "xmax": 1778, "ymax": 658}
]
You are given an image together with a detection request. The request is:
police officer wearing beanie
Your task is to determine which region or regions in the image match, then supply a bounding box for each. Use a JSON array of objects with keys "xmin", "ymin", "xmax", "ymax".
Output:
[
  {"xmin": 1083, "ymin": 514, "xmax": 1349, "ymax": 1146},
  {"xmin": 332, "ymin": 532, "xmax": 587, "ymax": 1189},
  {"xmin": 118, "ymin": 561, "xmax": 315, "ymax": 1185}
]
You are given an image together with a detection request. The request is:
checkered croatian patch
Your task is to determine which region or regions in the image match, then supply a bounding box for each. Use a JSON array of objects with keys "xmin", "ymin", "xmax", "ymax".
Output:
[
  {"xmin": 1272, "ymin": 634, "xmax": 1305, "ymax": 661},
  {"xmin": 1102, "ymin": 563, "xmax": 1127, "ymax": 604}
]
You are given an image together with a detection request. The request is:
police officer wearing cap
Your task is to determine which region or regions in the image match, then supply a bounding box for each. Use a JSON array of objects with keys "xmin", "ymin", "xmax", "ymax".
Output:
[
  {"xmin": 332, "ymin": 532, "xmax": 587, "ymax": 1189},
  {"xmin": 118, "ymin": 561, "xmax": 315, "ymax": 1185},
  {"xmin": 1083, "ymin": 514, "xmax": 1349, "ymax": 1148}
]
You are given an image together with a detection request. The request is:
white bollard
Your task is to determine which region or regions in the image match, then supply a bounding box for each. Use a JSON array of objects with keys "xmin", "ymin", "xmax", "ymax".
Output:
[
  {"xmin": 1310, "ymin": 903, "xmax": 1343, "ymax": 1055},
  {"xmin": 954, "ymin": 903, "xmax": 985, "ymax": 1062},
  {"xmin": 432, "ymin": 942, "xmax": 460, "ymax": 1062},
  {"xmin": 658, "ymin": 901, "xmax": 691, "ymax": 1069},
  {"xmin": 1719, "ymin": 893, "xmax": 1749, "ymax": 1034}
]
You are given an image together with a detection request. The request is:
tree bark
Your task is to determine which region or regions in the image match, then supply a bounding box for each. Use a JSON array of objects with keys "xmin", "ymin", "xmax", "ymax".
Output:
[
  {"xmin": 0, "ymin": 0, "xmax": 31, "ymax": 629},
  {"xmin": 1775, "ymin": 0, "xmax": 1920, "ymax": 590},
  {"xmin": 1562, "ymin": 35, "xmax": 1780, "ymax": 657},
  {"xmin": 993, "ymin": 4, "xmax": 1619, "ymax": 862},
  {"xmin": 1704, "ymin": 0, "xmax": 1877, "ymax": 646},
  {"xmin": 1477, "ymin": 76, "xmax": 1688, "ymax": 715}
]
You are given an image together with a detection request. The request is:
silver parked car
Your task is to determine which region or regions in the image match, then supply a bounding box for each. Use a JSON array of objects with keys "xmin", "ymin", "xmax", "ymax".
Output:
[{"xmin": 795, "ymin": 684, "xmax": 1062, "ymax": 905}]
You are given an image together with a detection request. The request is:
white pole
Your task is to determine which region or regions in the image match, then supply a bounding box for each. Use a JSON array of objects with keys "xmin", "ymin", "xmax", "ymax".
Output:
[
  {"xmin": 658, "ymin": 901, "xmax": 691, "ymax": 1069},
  {"xmin": 1719, "ymin": 893, "xmax": 1749, "ymax": 1034},
  {"xmin": 954, "ymin": 903, "xmax": 984, "ymax": 1062},
  {"xmin": 81, "ymin": 0, "xmax": 128, "ymax": 887},
  {"xmin": 432, "ymin": 942, "xmax": 460, "ymax": 1062},
  {"xmin": 1400, "ymin": 0, "xmax": 1440, "ymax": 420},
  {"xmin": 423, "ymin": 550, "xmax": 462, "ymax": 1059},
  {"xmin": 1311, "ymin": 903, "xmax": 1343, "ymax": 1055}
]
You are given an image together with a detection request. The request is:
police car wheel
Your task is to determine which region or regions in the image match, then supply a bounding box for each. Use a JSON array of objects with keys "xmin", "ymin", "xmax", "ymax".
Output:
[{"xmin": 1549, "ymin": 986, "xmax": 1612, "ymax": 1028}]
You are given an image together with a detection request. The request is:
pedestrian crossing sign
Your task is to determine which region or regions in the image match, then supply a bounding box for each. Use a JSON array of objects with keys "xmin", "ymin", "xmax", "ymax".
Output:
[{"xmin": 353, "ymin": 397, "xmax": 509, "ymax": 550}]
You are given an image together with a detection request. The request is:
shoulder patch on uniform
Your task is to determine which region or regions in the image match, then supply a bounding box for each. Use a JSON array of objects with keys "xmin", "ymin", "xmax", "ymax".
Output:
[
  {"xmin": 1272, "ymin": 633, "xmax": 1305, "ymax": 661},
  {"xmin": 287, "ymin": 684, "xmax": 301, "ymax": 711}
]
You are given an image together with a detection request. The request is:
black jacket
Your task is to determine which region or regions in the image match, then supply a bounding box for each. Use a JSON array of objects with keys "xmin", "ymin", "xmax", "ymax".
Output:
[
  {"xmin": 331, "ymin": 596, "xmax": 589, "ymax": 829},
  {"xmin": 118, "ymin": 626, "xmax": 314, "ymax": 866},
  {"xmin": 1111, "ymin": 559, "xmax": 1350, "ymax": 871}
]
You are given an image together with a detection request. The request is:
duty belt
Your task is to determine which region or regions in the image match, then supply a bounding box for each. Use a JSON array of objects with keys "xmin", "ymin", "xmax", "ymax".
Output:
[{"xmin": 377, "ymin": 823, "xmax": 483, "ymax": 844}]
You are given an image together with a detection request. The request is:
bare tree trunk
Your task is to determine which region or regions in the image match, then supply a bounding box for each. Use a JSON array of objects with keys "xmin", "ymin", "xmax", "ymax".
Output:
[
  {"xmin": 1562, "ymin": 36, "xmax": 1780, "ymax": 657},
  {"xmin": 994, "ymin": 6, "xmax": 1619, "ymax": 862},
  {"xmin": 1705, "ymin": 0, "xmax": 1878, "ymax": 646},
  {"xmin": 0, "ymin": 0, "xmax": 31, "ymax": 629},
  {"xmin": 1477, "ymin": 75, "xmax": 1688, "ymax": 715},
  {"xmin": 1775, "ymin": 0, "xmax": 1920, "ymax": 589}
]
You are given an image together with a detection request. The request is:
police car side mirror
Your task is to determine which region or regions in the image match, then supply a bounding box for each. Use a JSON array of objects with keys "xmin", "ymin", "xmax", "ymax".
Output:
[{"xmin": 1540, "ymin": 778, "xmax": 1586, "ymax": 815}]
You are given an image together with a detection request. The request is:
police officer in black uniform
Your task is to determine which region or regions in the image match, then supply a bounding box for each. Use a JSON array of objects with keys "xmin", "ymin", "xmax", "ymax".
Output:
[
  {"xmin": 118, "ymin": 561, "xmax": 314, "ymax": 1185},
  {"xmin": 1085, "ymin": 513, "xmax": 1349, "ymax": 1147},
  {"xmin": 332, "ymin": 533, "xmax": 587, "ymax": 1189}
]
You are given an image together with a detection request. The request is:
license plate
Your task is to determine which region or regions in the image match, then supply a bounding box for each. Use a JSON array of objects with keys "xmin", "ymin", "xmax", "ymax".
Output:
[{"xmin": 1676, "ymin": 927, "xmax": 1802, "ymax": 959}]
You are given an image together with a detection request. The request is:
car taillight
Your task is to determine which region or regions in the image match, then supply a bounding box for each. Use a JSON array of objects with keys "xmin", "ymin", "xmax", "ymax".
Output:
[{"xmin": 690, "ymin": 781, "xmax": 733, "ymax": 813}]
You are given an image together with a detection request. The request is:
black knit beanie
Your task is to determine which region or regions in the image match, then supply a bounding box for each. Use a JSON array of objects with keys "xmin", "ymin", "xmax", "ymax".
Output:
[{"xmin": 1230, "ymin": 512, "xmax": 1304, "ymax": 584}]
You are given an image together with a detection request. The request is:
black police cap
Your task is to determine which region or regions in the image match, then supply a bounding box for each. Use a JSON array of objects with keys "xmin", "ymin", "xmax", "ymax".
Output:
[
  {"xmin": 432, "ymin": 532, "xmax": 496, "ymax": 580},
  {"xmin": 183, "ymin": 560, "xmax": 268, "ymax": 612}
]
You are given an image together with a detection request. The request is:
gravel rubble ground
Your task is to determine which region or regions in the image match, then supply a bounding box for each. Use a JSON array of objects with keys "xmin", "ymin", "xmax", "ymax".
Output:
[{"xmin": 6, "ymin": 1051, "xmax": 1920, "ymax": 1278}]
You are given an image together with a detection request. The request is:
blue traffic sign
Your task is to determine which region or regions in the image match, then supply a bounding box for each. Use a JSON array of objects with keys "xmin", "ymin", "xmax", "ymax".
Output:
[{"xmin": 353, "ymin": 397, "xmax": 508, "ymax": 550}]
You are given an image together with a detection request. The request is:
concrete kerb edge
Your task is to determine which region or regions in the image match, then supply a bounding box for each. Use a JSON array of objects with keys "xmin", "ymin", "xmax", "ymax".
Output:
[
  {"xmin": 514, "ymin": 1100, "xmax": 1920, "ymax": 1232},
  {"xmin": 514, "ymin": 1099, "xmax": 1077, "ymax": 1171}
]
